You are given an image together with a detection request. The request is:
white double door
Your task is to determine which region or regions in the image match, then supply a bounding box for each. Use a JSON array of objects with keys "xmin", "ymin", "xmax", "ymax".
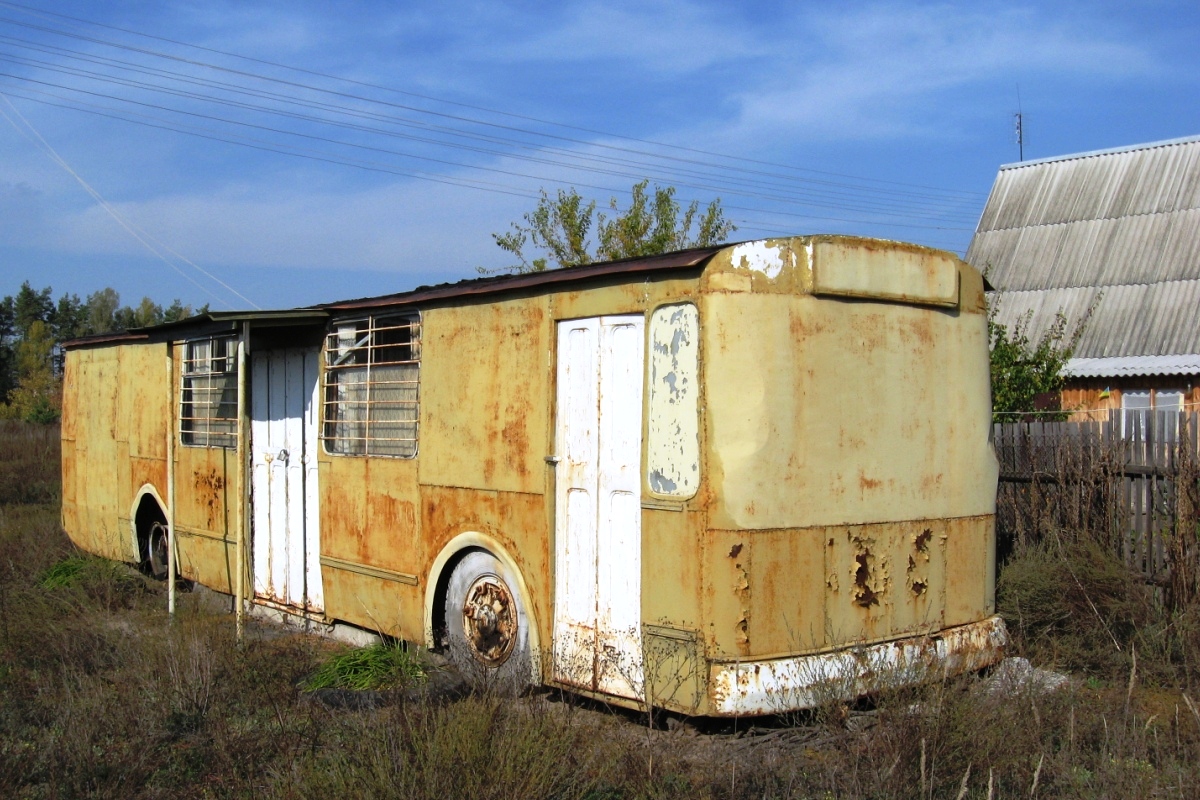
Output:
[
  {"xmin": 553, "ymin": 316, "xmax": 645, "ymax": 699},
  {"xmin": 251, "ymin": 348, "xmax": 323, "ymax": 612}
]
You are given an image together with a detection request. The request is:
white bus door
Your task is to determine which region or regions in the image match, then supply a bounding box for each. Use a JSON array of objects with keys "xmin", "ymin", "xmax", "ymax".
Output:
[
  {"xmin": 251, "ymin": 348, "xmax": 323, "ymax": 612},
  {"xmin": 553, "ymin": 316, "xmax": 644, "ymax": 699}
]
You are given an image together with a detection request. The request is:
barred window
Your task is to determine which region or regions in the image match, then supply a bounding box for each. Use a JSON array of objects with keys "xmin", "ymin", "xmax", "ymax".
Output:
[
  {"xmin": 181, "ymin": 336, "xmax": 239, "ymax": 448},
  {"xmin": 323, "ymin": 314, "xmax": 420, "ymax": 457}
]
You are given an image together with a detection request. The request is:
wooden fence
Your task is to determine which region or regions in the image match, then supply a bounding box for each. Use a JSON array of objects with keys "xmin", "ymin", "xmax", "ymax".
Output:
[{"xmin": 994, "ymin": 411, "xmax": 1200, "ymax": 602}]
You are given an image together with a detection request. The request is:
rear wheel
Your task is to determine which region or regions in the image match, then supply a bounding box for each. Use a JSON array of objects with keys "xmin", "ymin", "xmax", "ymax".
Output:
[
  {"xmin": 444, "ymin": 550, "xmax": 532, "ymax": 690},
  {"xmin": 146, "ymin": 521, "xmax": 170, "ymax": 580}
]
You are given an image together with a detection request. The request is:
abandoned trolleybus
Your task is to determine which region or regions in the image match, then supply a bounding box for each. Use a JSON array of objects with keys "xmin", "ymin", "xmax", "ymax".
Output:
[{"xmin": 61, "ymin": 235, "xmax": 1006, "ymax": 715}]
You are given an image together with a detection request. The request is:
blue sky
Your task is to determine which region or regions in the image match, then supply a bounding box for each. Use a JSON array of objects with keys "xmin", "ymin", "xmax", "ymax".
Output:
[{"xmin": 1, "ymin": 0, "xmax": 1197, "ymax": 312}]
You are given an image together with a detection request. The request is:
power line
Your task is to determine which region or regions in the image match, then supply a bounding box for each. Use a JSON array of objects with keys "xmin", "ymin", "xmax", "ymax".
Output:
[
  {"xmin": 0, "ymin": 91, "xmax": 258, "ymax": 309},
  {"xmin": 0, "ymin": 37, "xmax": 980, "ymax": 219},
  {"xmin": 3, "ymin": 85, "xmax": 976, "ymax": 242},
  {"xmin": 0, "ymin": 0, "xmax": 985, "ymax": 200}
]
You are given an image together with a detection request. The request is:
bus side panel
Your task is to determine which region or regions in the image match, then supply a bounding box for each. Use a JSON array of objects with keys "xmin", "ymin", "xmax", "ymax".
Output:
[
  {"xmin": 63, "ymin": 346, "xmax": 129, "ymax": 561},
  {"xmin": 319, "ymin": 455, "xmax": 421, "ymax": 638},
  {"xmin": 174, "ymin": 445, "xmax": 238, "ymax": 593},
  {"xmin": 420, "ymin": 486, "xmax": 550, "ymax": 650},
  {"xmin": 418, "ymin": 298, "xmax": 550, "ymax": 495}
]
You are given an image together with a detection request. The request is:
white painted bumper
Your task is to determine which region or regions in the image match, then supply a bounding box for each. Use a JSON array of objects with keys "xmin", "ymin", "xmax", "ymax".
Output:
[{"xmin": 708, "ymin": 615, "xmax": 1008, "ymax": 716}]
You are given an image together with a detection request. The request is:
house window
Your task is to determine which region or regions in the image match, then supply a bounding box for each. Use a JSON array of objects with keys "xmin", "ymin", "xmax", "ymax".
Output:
[
  {"xmin": 1122, "ymin": 388, "xmax": 1184, "ymax": 441},
  {"xmin": 646, "ymin": 303, "xmax": 700, "ymax": 497},
  {"xmin": 180, "ymin": 336, "xmax": 239, "ymax": 448},
  {"xmin": 322, "ymin": 313, "xmax": 420, "ymax": 457}
]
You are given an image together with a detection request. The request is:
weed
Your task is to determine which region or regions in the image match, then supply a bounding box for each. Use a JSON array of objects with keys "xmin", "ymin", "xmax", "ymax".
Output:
[
  {"xmin": 37, "ymin": 554, "xmax": 89, "ymax": 589},
  {"xmin": 303, "ymin": 641, "xmax": 426, "ymax": 691}
]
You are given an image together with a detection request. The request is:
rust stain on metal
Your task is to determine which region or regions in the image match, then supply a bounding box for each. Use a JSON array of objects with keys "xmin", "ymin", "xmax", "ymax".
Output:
[
  {"xmin": 193, "ymin": 468, "xmax": 226, "ymax": 528},
  {"xmin": 853, "ymin": 550, "xmax": 879, "ymax": 607},
  {"xmin": 914, "ymin": 527, "xmax": 932, "ymax": 553},
  {"xmin": 728, "ymin": 543, "xmax": 742, "ymax": 558},
  {"xmin": 462, "ymin": 575, "xmax": 518, "ymax": 664}
]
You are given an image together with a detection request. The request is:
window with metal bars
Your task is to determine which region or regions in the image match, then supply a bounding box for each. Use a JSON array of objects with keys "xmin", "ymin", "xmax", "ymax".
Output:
[
  {"xmin": 322, "ymin": 314, "xmax": 420, "ymax": 457},
  {"xmin": 180, "ymin": 336, "xmax": 239, "ymax": 448}
]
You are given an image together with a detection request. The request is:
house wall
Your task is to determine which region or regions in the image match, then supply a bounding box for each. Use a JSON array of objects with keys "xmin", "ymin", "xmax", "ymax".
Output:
[{"xmin": 1063, "ymin": 377, "xmax": 1200, "ymax": 420}]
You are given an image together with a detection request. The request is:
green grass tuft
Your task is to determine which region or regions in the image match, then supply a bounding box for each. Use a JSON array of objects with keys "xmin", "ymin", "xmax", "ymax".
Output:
[
  {"xmin": 37, "ymin": 555, "xmax": 90, "ymax": 589},
  {"xmin": 304, "ymin": 642, "xmax": 426, "ymax": 692}
]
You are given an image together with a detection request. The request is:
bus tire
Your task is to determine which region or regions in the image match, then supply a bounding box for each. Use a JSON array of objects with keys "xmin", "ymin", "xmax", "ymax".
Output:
[
  {"xmin": 146, "ymin": 520, "xmax": 170, "ymax": 580},
  {"xmin": 444, "ymin": 549, "xmax": 532, "ymax": 691}
]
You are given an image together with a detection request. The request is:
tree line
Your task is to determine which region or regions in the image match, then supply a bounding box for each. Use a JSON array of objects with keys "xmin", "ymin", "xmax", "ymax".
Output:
[{"xmin": 0, "ymin": 282, "xmax": 205, "ymax": 423}]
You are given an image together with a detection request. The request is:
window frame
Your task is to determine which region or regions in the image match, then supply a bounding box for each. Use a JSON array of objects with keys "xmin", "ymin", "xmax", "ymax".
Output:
[
  {"xmin": 644, "ymin": 301, "xmax": 701, "ymax": 500},
  {"xmin": 321, "ymin": 312, "xmax": 421, "ymax": 459},
  {"xmin": 179, "ymin": 334, "xmax": 240, "ymax": 449}
]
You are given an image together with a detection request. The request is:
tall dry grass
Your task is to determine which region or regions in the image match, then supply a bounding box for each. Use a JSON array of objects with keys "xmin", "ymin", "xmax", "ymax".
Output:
[{"xmin": 2, "ymin": 420, "xmax": 1200, "ymax": 798}]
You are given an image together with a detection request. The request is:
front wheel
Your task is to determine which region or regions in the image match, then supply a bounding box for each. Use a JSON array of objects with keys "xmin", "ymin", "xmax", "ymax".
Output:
[{"xmin": 444, "ymin": 550, "xmax": 532, "ymax": 690}]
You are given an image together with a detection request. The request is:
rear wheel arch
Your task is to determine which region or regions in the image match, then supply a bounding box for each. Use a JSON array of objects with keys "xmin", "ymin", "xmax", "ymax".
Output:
[
  {"xmin": 424, "ymin": 532, "xmax": 542, "ymax": 685},
  {"xmin": 130, "ymin": 485, "xmax": 169, "ymax": 578}
]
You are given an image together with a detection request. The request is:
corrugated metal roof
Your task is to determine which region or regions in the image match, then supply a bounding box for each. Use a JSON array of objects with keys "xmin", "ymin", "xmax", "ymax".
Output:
[
  {"xmin": 968, "ymin": 135, "xmax": 1200, "ymax": 371},
  {"xmin": 989, "ymin": 280, "xmax": 1200, "ymax": 360},
  {"xmin": 1064, "ymin": 355, "xmax": 1200, "ymax": 378}
]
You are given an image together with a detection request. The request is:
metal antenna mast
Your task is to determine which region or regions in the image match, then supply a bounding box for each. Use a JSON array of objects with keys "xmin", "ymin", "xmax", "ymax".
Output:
[{"xmin": 1014, "ymin": 85, "xmax": 1025, "ymax": 161}]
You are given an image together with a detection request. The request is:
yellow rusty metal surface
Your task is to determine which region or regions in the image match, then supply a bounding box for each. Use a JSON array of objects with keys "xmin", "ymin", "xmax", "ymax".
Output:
[
  {"xmin": 62, "ymin": 346, "xmax": 126, "ymax": 561},
  {"xmin": 809, "ymin": 236, "xmax": 961, "ymax": 307},
  {"xmin": 641, "ymin": 508, "xmax": 704, "ymax": 631},
  {"xmin": 702, "ymin": 516, "xmax": 991, "ymax": 662},
  {"xmin": 702, "ymin": 288, "xmax": 996, "ymax": 532},
  {"xmin": 419, "ymin": 297, "xmax": 550, "ymax": 494},
  {"xmin": 320, "ymin": 454, "xmax": 420, "ymax": 574},
  {"xmin": 174, "ymin": 530, "xmax": 235, "ymax": 593},
  {"xmin": 61, "ymin": 236, "xmax": 1001, "ymax": 716},
  {"xmin": 706, "ymin": 615, "xmax": 1008, "ymax": 717},
  {"xmin": 420, "ymin": 486, "xmax": 550, "ymax": 647},
  {"xmin": 320, "ymin": 564, "xmax": 408, "ymax": 638},
  {"xmin": 943, "ymin": 514, "xmax": 998, "ymax": 626}
]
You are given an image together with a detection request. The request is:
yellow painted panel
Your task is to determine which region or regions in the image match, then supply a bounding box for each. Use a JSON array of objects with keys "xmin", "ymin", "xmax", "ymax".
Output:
[
  {"xmin": 175, "ymin": 446, "xmax": 236, "ymax": 539},
  {"xmin": 176, "ymin": 532, "xmax": 235, "ymax": 594},
  {"xmin": 420, "ymin": 297, "xmax": 550, "ymax": 494},
  {"xmin": 943, "ymin": 515, "xmax": 995, "ymax": 627},
  {"xmin": 124, "ymin": 344, "xmax": 169, "ymax": 460},
  {"xmin": 744, "ymin": 527, "xmax": 829, "ymax": 656},
  {"xmin": 703, "ymin": 291, "xmax": 997, "ymax": 531},
  {"xmin": 641, "ymin": 509, "xmax": 704, "ymax": 631},
  {"xmin": 320, "ymin": 455, "xmax": 420, "ymax": 575},
  {"xmin": 321, "ymin": 567, "xmax": 410, "ymax": 638}
]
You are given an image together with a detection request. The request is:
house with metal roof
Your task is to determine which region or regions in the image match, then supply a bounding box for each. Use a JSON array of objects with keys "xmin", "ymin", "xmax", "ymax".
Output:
[{"xmin": 966, "ymin": 134, "xmax": 1200, "ymax": 422}]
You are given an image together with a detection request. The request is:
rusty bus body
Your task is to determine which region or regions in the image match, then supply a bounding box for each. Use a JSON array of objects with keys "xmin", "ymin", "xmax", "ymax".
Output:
[{"xmin": 61, "ymin": 235, "xmax": 1006, "ymax": 716}]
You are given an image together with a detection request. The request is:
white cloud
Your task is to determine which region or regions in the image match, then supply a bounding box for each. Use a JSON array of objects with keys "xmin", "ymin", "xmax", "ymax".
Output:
[
  {"xmin": 46, "ymin": 172, "xmax": 530, "ymax": 281},
  {"xmin": 708, "ymin": 2, "xmax": 1158, "ymax": 146}
]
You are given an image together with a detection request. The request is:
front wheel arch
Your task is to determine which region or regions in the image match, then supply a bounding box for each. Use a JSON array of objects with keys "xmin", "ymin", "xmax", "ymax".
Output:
[{"xmin": 424, "ymin": 532, "xmax": 542, "ymax": 686}]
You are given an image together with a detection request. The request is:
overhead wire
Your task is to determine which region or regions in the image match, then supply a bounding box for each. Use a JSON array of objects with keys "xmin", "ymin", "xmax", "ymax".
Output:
[
  {"xmin": 0, "ymin": 91, "xmax": 258, "ymax": 309},
  {"xmin": 4, "ymin": 82, "xmax": 975, "ymax": 241},
  {"xmin": 0, "ymin": 36, "xmax": 980, "ymax": 221},
  {"xmin": 0, "ymin": 0, "xmax": 985, "ymax": 200},
  {"xmin": 0, "ymin": 0, "xmax": 985, "ymax": 281},
  {"xmin": 0, "ymin": 7, "xmax": 983, "ymax": 213},
  {"xmin": 0, "ymin": 39, "xmax": 980, "ymax": 219}
]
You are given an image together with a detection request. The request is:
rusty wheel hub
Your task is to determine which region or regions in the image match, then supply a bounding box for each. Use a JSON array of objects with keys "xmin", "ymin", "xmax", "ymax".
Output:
[{"xmin": 461, "ymin": 575, "xmax": 518, "ymax": 665}]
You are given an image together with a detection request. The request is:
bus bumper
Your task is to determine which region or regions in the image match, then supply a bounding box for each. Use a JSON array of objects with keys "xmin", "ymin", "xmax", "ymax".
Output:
[{"xmin": 707, "ymin": 615, "xmax": 1008, "ymax": 716}]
